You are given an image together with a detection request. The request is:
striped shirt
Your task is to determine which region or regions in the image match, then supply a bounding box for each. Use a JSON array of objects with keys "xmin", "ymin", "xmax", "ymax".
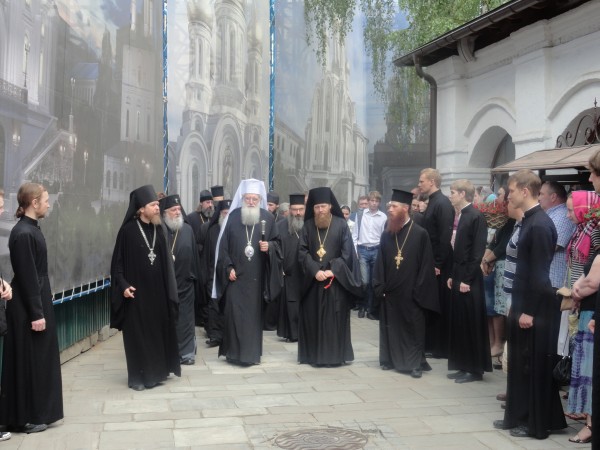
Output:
[{"xmin": 503, "ymin": 221, "xmax": 522, "ymax": 294}]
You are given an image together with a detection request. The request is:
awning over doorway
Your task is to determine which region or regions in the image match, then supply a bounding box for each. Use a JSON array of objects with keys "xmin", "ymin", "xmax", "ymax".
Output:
[{"xmin": 491, "ymin": 144, "xmax": 600, "ymax": 173}]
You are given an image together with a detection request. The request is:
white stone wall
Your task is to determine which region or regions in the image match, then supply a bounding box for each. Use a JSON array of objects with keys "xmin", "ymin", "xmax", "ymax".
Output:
[{"xmin": 426, "ymin": 1, "xmax": 600, "ymax": 190}]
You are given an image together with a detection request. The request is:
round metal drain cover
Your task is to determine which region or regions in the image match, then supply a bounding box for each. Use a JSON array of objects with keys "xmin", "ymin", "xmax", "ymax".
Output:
[{"xmin": 274, "ymin": 427, "xmax": 368, "ymax": 450}]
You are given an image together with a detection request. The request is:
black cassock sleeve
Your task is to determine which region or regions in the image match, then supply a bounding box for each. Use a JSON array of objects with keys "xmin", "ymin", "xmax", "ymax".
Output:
[
  {"xmin": 11, "ymin": 232, "xmax": 44, "ymax": 321},
  {"xmin": 263, "ymin": 224, "xmax": 283, "ymax": 303},
  {"xmin": 413, "ymin": 230, "xmax": 440, "ymax": 313}
]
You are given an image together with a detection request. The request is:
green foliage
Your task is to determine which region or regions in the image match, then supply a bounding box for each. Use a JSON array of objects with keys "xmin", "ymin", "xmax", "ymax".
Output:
[
  {"xmin": 360, "ymin": 0, "xmax": 396, "ymax": 98},
  {"xmin": 303, "ymin": 0, "xmax": 509, "ymax": 145},
  {"xmin": 393, "ymin": 0, "xmax": 507, "ymax": 53},
  {"xmin": 304, "ymin": 0, "xmax": 357, "ymax": 66}
]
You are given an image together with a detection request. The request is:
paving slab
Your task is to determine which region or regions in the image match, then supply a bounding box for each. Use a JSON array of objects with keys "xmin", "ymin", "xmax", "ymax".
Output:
[{"xmin": 5, "ymin": 314, "xmax": 581, "ymax": 448}]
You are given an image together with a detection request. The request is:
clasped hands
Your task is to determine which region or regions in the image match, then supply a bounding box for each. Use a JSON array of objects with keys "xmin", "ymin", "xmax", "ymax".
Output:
[
  {"xmin": 447, "ymin": 278, "xmax": 470, "ymax": 293},
  {"xmin": 315, "ymin": 270, "xmax": 334, "ymax": 282}
]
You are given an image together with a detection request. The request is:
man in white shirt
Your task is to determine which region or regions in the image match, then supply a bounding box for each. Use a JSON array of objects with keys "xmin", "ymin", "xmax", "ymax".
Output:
[{"xmin": 352, "ymin": 191, "xmax": 387, "ymax": 319}]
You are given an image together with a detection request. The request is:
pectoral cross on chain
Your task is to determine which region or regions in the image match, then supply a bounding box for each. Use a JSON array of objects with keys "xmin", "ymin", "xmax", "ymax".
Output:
[{"xmin": 395, "ymin": 250, "xmax": 403, "ymax": 269}]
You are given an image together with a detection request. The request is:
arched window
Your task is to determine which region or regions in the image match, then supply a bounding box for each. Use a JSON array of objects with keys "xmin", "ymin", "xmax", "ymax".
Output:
[
  {"xmin": 113, "ymin": 171, "xmax": 118, "ymax": 189},
  {"xmin": 119, "ymin": 172, "xmax": 124, "ymax": 190},
  {"xmin": 125, "ymin": 110, "xmax": 130, "ymax": 138},
  {"xmin": 197, "ymin": 39, "xmax": 202, "ymax": 78},
  {"xmin": 136, "ymin": 111, "xmax": 140, "ymax": 140},
  {"xmin": 229, "ymin": 29, "xmax": 236, "ymax": 83},
  {"xmin": 106, "ymin": 171, "xmax": 111, "ymax": 188},
  {"xmin": 146, "ymin": 114, "xmax": 151, "ymax": 142},
  {"xmin": 192, "ymin": 164, "xmax": 199, "ymax": 204},
  {"xmin": 325, "ymin": 90, "xmax": 332, "ymax": 132}
]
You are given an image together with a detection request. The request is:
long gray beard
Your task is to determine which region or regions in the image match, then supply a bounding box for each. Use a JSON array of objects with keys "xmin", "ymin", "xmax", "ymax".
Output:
[
  {"xmin": 218, "ymin": 215, "xmax": 225, "ymax": 227},
  {"xmin": 288, "ymin": 215, "xmax": 304, "ymax": 234},
  {"xmin": 164, "ymin": 214, "xmax": 184, "ymax": 231},
  {"xmin": 241, "ymin": 205, "xmax": 260, "ymax": 226},
  {"xmin": 202, "ymin": 206, "xmax": 214, "ymax": 218}
]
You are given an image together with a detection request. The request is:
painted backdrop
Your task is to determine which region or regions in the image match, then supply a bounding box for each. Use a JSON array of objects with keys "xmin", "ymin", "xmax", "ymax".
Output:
[{"xmin": 0, "ymin": 0, "xmax": 164, "ymax": 292}]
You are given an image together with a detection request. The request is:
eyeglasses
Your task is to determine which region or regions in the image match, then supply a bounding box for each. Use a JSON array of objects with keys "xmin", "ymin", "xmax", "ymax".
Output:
[{"xmin": 244, "ymin": 196, "xmax": 260, "ymax": 204}]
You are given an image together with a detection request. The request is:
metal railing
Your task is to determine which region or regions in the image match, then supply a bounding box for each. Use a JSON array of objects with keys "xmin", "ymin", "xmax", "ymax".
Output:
[{"xmin": 0, "ymin": 78, "xmax": 27, "ymax": 104}]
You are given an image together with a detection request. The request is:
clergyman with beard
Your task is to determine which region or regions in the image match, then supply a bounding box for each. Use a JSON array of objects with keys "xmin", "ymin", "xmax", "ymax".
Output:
[
  {"xmin": 298, "ymin": 187, "xmax": 362, "ymax": 366},
  {"xmin": 212, "ymin": 179, "xmax": 282, "ymax": 365},
  {"xmin": 186, "ymin": 189, "xmax": 214, "ymax": 327},
  {"xmin": 202, "ymin": 198, "xmax": 232, "ymax": 348},
  {"xmin": 110, "ymin": 185, "xmax": 181, "ymax": 390},
  {"xmin": 373, "ymin": 189, "xmax": 439, "ymax": 378},
  {"xmin": 160, "ymin": 194, "xmax": 202, "ymax": 365},
  {"xmin": 276, "ymin": 193, "xmax": 306, "ymax": 342},
  {"xmin": 187, "ymin": 189, "xmax": 214, "ymax": 238}
]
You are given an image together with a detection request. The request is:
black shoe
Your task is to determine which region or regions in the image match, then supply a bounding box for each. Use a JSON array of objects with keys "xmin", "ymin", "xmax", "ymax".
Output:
[
  {"xmin": 493, "ymin": 419, "xmax": 508, "ymax": 430},
  {"xmin": 381, "ymin": 364, "xmax": 392, "ymax": 370},
  {"xmin": 509, "ymin": 425, "xmax": 529, "ymax": 437},
  {"xmin": 0, "ymin": 431, "xmax": 10, "ymax": 441},
  {"xmin": 455, "ymin": 373, "xmax": 482, "ymax": 384},
  {"xmin": 206, "ymin": 340, "xmax": 220, "ymax": 348},
  {"xmin": 129, "ymin": 384, "xmax": 145, "ymax": 391},
  {"xmin": 144, "ymin": 381, "xmax": 159, "ymax": 389},
  {"xmin": 352, "ymin": 305, "xmax": 360, "ymax": 311},
  {"xmin": 421, "ymin": 361, "xmax": 432, "ymax": 371},
  {"xmin": 358, "ymin": 309, "xmax": 365, "ymax": 318},
  {"xmin": 23, "ymin": 424, "xmax": 47, "ymax": 434},
  {"xmin": 447, "ymin": 370, "xmax": 467, "ymax": 380},
  {"xmin": 410, "ymin": 368, "xmax": 422, "ymax": 378},
  {"xmin": 366, "ymin": 313, "xmax": 377, "ymax": 320},
  {"xmin": 180, "ymin": 358, "xmax": 195, "ymax": 365}
]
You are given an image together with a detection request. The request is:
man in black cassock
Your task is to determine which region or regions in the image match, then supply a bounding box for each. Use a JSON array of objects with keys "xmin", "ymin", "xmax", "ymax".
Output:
[
  {"xmin": 187, "ymin": 189, "xmax": 214, "ymax": 327},
  {"xmin": 493, "ymin": 170, "xmax": 566, "ymax": 439},
  {"xmin": 298, "ymin": 187, "xmax": 362, "ymax": 366},
  {"xmin": 110, "ymin": 185, "xmax": 181, "ymax": 390},
  {"xmin": 186, "ymin": 189, "xmax": 214, "ymax": 238},
  {"xmin": 1, "ymin": 184, "xmax": 62, "ymax": 434},
  {"xmin": 263, "ymin": 191, "xmax": 284, "ymax": 330},
  {"xmin": 373, "ymin": 189, "xmax": 439, "ymax": 379},
  {"xmin": 418, "ymin": 168, "xmax": 455, "ymax": 358},
  {"xmin": 446, "ymin": 180, "xmax": 491, "ymax": 383},
  {"xmin": 202, "ymin": 199, "xmax": 232, "ymax": 347},
  {"xmin": 160, "ymin": 194, "xmax": 201, "ymax": 365},
  {"xmin": 213, "ymin": 179, "xmax": 282, "ymax": 365},
  {"xmin": 276, "ymin": 193, "xmax": 306, "ymax": 342}
]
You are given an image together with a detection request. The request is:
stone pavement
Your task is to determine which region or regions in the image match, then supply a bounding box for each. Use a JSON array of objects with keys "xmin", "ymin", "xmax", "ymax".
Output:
[{"xmin": 2, "ymin": 315, "xmax": 584, "ymax": 449}]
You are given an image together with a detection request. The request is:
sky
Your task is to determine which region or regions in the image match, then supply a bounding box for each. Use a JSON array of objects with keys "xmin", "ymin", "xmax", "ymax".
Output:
[
  {"xmin": 346, "ymin": 5, "xmax": 408, "ymax": 152},
  {"xmin": 55, "ymin": 0, "xmax": 136, "ymax": 56}
]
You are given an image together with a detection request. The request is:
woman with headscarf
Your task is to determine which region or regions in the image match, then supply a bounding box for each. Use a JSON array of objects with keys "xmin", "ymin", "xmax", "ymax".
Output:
[{"xmin": 564, "ymin": 190, "xmax": 600, "ymax": 443}]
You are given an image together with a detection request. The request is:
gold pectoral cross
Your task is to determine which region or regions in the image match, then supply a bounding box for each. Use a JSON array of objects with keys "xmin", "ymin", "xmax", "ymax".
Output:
[
  {"xmin": 316, "ymin": 245, "xmax": 327, "ymax": 262},
  {"xmin": 395, "ymin": 250, "xmax": 403, "ymax": 269}
]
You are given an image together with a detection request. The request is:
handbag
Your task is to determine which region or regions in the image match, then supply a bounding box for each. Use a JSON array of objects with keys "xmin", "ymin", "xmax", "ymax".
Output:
[
  {"xmin": 553, "ymin": 336, "xmax": 571, "ymax": 385},
  {"xmin": 557, "ymin": 265, "xmax": 574, "ymax": 311},
  {"xmin": 557, "ymin": 286, "xmax": 574, "ymax": 311},
  {"xmin": 553, "ymin": 355, "xmax": 572, "ymax": 385}
]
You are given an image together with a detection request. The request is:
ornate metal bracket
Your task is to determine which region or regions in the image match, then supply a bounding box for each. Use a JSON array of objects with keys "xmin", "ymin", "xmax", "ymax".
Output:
[{"xmin": 556, "ymin": 100, "xmax": 600, "ymax": 148}]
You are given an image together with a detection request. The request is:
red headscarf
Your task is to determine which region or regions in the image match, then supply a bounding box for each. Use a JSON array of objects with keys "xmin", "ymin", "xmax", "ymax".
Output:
[{"xmin": 567, "ymin": 190, "xmax": 600, "ymax": 263}]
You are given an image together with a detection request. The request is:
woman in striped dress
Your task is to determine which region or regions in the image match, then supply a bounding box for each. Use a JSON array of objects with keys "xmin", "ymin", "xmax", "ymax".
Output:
[{"xmin": 565, "ymin": 190, "xmax": 600, "ymax": 443}]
